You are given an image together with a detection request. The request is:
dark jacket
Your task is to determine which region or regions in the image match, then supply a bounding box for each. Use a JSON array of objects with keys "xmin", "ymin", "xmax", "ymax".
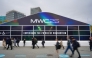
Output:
[
  {"xmin": 89, "ymin": 39, "xmax": 92, "ymax": 45},
  {"xmin": 16, "ymin": 39, "xmax": 20, "ymax": 43},
  {"xmin": 32, "ymin": 38, "xmax": 35, "ymax": 45},
  {"xmin": 7, "ymin": 39, "xmax": 12, "ymax": 45},
  {"xmin": 72, "ymin": 40, "xmax": 78, "ymax": 49},
  {"xmin": 42, "ymin": 40, "xmax": 45, "ymax": 44}
]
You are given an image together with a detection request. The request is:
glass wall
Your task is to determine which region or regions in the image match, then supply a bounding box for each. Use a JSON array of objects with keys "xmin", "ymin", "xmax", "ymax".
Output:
[{"xmin": 0, "ymin": 25, "xmax": 90, "ymax": 41}]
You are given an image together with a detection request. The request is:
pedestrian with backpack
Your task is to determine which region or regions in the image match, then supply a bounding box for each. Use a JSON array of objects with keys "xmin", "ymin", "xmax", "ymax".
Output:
[
  {"xmin": 34, "ymin": 38, "xmax": 39, "ymax": 48},
  {"xmin": 70, "ymin": 38, "xmax": 81, "ymax": 58}
]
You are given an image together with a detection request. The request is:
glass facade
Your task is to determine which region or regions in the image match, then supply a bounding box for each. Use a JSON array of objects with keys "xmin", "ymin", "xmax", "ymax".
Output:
[{"xmin": 0, "ymin": 25, "xmax": 90, "ymax": 41}]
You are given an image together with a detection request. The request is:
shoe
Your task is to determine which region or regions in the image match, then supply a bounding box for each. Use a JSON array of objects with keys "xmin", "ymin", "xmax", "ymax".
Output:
[
  {"xmin": 70, "ymin": 55, "xmax": 72, "ymax": 57},
  {"xmin": 78, "ymin": 56, "xmax": 81, "ymax": 58}
]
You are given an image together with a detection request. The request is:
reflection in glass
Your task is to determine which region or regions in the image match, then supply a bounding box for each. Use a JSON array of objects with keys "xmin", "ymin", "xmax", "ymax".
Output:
[
  {"xmin": 57, "ymin": 26, "xmax": 67, "ymax": 30},
  {"xmin": 34, "ymin": 36, "xmax": 44, "ymax": 40},
  {"xmin": 11, "ymin": 26, "xmax": 22, "ymax": 30},
  {"xmin": 11, "ymin": 36, "xmax": 21, "ymax": 40},
  {"xmin": 69, "ymin": 36, "xmax": 79, "ymax": 40},
  {"xmin": 0, "ymin": 36, "xmax": 10, "ymax": 40},
  {"xmin": 68, "ymin": 26, "xmax": 78, "ymax": 30},
  {"xmin": 23, "ymin": 26, "xmax": 33, "ymax": 30},
  {"xmin": 23, "ymin": 36, "xmax": 33, "ymax": 40},
  {"xmin": 11, "ymin": 31, "xmax": 21, "ymax": 35},
  {"xmin": 68, "ymin": 31, "xmax": 78, "ymax": 35},
  {"xmin": 79, "ymin": 26, "xmax": 89, "ymax": 30},
  {"xmin": 80, "ymin": 36, "xmax": 90, "ymax": 40},
  {"xmin": 79, "ymin": 31, "xmax": 90, "ymax": 35},
  {"xmin": 0, "ymin": 26, "xmax": 10, "ymax": 30},
  {"xmin": 45, "ymin": 26, "xmax": 56, "ymax": 30},
  {"xmin": 57, "ymin": 36, "xmax": 67, "ymax": 40},
  {"xmin": 45, "ymin": 36, "xmax": 56, "ymax": 40},
  {"xmin": 34, "ymin": 26, "xmax": 44, "ymax": 30}
]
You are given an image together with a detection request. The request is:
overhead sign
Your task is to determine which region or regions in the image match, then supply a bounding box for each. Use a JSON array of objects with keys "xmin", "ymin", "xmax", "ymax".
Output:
[{"xmin": 30, "ymin": 19, "xmax": 59, "ymax": 23}]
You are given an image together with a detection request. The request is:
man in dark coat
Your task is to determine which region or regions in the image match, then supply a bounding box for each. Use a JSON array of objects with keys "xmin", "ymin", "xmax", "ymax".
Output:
[
  {"xmin": 32, "ymin": 38, "xmax": 35, "ymax": 49},
  {"xmin": 70, "ymin": 38, "xmax": 81, "ymax": 58},
  {"xmin": 16, "ymin": 38, "xmax": 20, "ymax": 47},
  {"xmin": 7, "ymin": 38, "xmax": 13, "ymax": 50}
]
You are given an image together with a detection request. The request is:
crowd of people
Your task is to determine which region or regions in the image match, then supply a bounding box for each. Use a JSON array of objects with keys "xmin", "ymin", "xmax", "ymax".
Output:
[
  {"xmin": 55, "ymin": 36, "xmax": 92, "ymax": 58},
  {"xmin": 2, "ymin": 38, "xmax": 20, "ymax": 50},
  {"xmin": 2, "ymin": 37, "xmax": 45, "ymax": 50},
  {"xmin": 2, "ymin": 36, "xmax": 92, "ymax": 58}
]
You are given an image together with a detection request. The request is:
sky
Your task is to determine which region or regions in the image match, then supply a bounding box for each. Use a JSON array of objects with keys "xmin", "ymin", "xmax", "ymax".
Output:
[{"xmin": 0, "ymin": 0, "xmax": 92, "ymax": 24}]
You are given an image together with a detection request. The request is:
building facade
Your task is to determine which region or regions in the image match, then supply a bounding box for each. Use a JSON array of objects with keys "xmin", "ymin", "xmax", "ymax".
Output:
[
  {"xmin": 0, "ymin": 16, "xmax": 6, "ymax": 24},
  {"xmin": 6, "ymin": 10, "xmax": 26, "ymax": 21},
  {"xmin": 31, "ymin": 7, "xmax": 42, "ymax": 15},
  {"xmin": 1, "ymin": 12, "xmax": 90, "ymax": 41}
]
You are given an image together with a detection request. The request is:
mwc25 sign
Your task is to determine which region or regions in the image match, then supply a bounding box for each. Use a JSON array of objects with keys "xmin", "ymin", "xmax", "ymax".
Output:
[{"xmin": 30, "ymin": 19, "xmax": 59, "ymax": 23}]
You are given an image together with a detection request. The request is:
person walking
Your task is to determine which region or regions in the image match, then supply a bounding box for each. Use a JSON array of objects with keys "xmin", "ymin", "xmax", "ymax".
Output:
[
  {"xmin": 64, "ymin": 36, "xmax": 73, "ymax": 54},
  {"xmin": 89, "ymin": 37, "xmax": 92, "ymax": 51},
  {"xmin": 55, "ymin": 38, "xmax": 61, "ymax": 58},
  {"xmin": 23, "ymin": 38, "xmax": 26, "ymax": 47},
  {"xmin": 7, "ymin": 38, "xmax": 13, "ymax": 50},
  {"xmin": 70, "ymin": 38, "xmax": 81, "ymax": 58},
  {"xmin": 2, "ymin": 38, "xmax": 6, "ymax": 49},
  {"xmin": 32, "ymin": 38, "xmax": 35, "ymax": 49},
  {"xmin": 41, "ymin": 38, "xmax": 45, "ymax": 48},
  {"xmin": 11, "ymin": 38, "xmax": 14, "ymax": 47},
  {"xmin": 60, "ymin": 39, "xmax": 64, "ymax": 49},
  {"xmin": 14, "ymin": 38, "xmax": 17, "ymax": 47},
  {"xmin": 34, "ymin": 38, "xmax": 39, "ymax": 48},
  {"xmin": 16, "ymin": 38, "xmax": 20, "ymax": 47}
]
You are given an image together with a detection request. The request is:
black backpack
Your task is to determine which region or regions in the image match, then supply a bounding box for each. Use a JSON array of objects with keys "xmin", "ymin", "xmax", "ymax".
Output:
[{"xmin": 76, "ymin": 42, "xmax": 80, "ymax": 48}]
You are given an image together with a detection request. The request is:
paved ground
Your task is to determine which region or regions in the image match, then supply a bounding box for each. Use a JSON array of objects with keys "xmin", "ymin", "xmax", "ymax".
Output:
[{"xmin": 0, "ymin": 46, "xmax": 92, "ymax": 58}]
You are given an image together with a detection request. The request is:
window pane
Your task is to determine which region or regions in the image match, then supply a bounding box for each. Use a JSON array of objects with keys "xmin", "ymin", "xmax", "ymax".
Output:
[
  {"xmin": 34, "ymin": 36, "xmax": 44, "ymax": 40},
  {"xmin": 79, "ymin": 31, "xmax": 90, "ymax": 35},
  {"xmin": 0, "ymin": 26, "xmax": 10, "ymax": 30},
  {"xmin": 34, "ymin": 26, "xmax": 44, "ymax": 30},
  {"xmin": 11, "ymin": 26, "xmax": 22, "ymax": 30},
  {"xmin": 57, "ymin": 36, "xmax": 67, "ymax": 40},
  {"xmin": 45, "ymin": 36, "xmax": 56, "ymax": 40},
  {"xmin": 80, "ymin": 36, "xmax": 90, "ymax": 40},
  {"xmin": 0, "ymin": 31, "xmax": 10, "ymax": 35},
  {"xmin": 0, "ymin": 36, "xmax": 10, "ymax": 40},
  {"xmin": 69, "ymin": 36, "xmax": 79, "ymax": 40},
  {"xmin": 57, "ymin": 26, "xmax": 67, "ymax": 30},
  {"xmin": 68, "ymin": 26, "xmax": 78, "ymax": 30},
  {"xmin": 79, "ymin": 26, "xmax": 89, "ymax": 30},
  {"xmin": 23, "ymin": 26, "xmax": 33, "ymax": 30},
  {"xmin": 11, "ymin": 31, "xmax": 21, "ymax": 35},
  {"xmin": 11, "ymin": 36, "xmax": 21, "ymax": 40},
  {"xmin": 22, "ymin": 36, "xmax": 33, "ymax": 40},
  {"xmin": 68, "ymin": 31, "xmax": 78, "ymax": 35},
  {"xmin": 45, "ymin": 26, "xmax": 56, "ymax": 30}
]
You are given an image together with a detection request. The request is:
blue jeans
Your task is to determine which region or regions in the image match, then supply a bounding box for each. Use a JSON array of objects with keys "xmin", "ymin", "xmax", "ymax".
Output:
[{"xmin": 64, "ymin": 46, "xmax": 73, "ymax": 54}]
